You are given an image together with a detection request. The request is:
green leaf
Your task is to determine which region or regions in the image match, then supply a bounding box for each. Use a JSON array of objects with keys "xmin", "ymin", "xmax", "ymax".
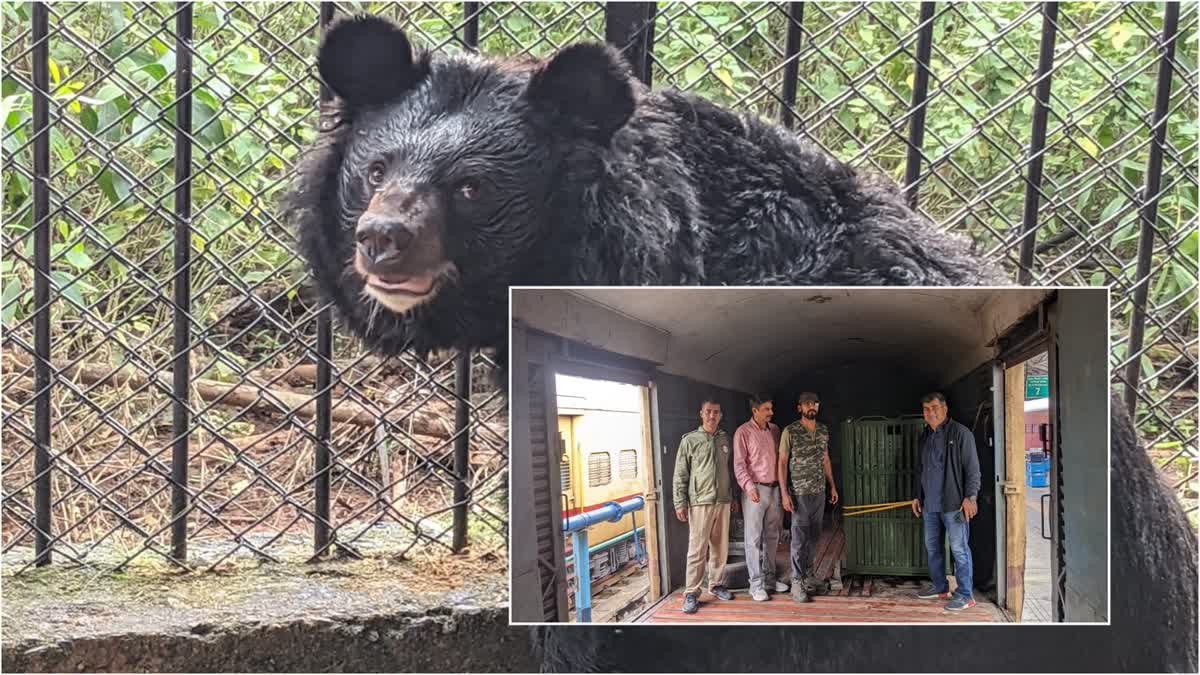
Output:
[
  {"xmin": 714, "ymin": 68, "xmax": 735, "ymax": 91},
  {"xmin": 98, "ymin": 169, "xmax": 132, "ymax": 205},
  {"xmin": 1, "ymin": 281, "xmax": 23, "ymax": 325},
  {"xmin": 1077, "ymin": 137, "xmax": 1100, "ymax": 159},
  {"xmin": 79, "ymin": 105, "xmax": 98, "ymax": 133},
  {"xmin": 192, "ymin": 99, "xmax": 225, "ymax": 147},
  {"xmin": 1109, "ymin": 23, "xmax": 1134, "ymax": 50},
  {"xmin": 65, "ymin": 243, "xmax": 93, "ymax": 270},
  {"xmin": 51, "ymin": 271, "xmax": 85, "ymax": 308},
  {"xmin": 231, "ymin": 61, "xmax": 267, "ymax": 77}
]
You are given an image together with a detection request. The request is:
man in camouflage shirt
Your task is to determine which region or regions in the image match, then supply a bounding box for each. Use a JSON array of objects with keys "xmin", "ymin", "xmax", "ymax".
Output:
[
  {"xmin": 672, "ymin": 398, "xmax": 736, "ymax": 614},
  {"xmin": 777, "ymin": 391, "xmax": 839, "ymax": 603}
]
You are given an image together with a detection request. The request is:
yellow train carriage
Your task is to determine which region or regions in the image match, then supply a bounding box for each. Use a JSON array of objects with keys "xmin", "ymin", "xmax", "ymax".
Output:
[{"xmin": 558, "ymin": 412, "xmax": 646, "ymax": 559}]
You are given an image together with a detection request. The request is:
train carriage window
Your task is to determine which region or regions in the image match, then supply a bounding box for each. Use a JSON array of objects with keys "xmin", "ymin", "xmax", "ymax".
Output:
[
  {"xmin": 619, "ymin": 449, "xmax": 638, "ymax": 479},
  {"xmin": 559, "ymin": 434, "xmax": 571, "ymax": 492},
  {"xmin": 587, "ymin": 452, "xmax": 612, "ymax": 487}
]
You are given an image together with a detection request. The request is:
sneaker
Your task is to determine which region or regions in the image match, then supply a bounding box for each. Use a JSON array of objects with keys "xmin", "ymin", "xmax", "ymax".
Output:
[
  {"xmin": 773, "ymin": 580, "xmax": 790, "ymax": 593},
  {"xmin": 945, "ymin": 596, "xmax": 977, "ymax": 612},
  {"xmin": 682, "ymin": 593, "xmax": 699, "ymax": 614},
  {"xmin": 710, "ymin": 585, "xmax": 734, "ymax": 601},
  {"xmin": 917, "ymin": 584, "xmax": 952, "ymax": 600},
  {"xmin": 791, "ymin": 584, "xmax": 812, "ymax": 603},
  {"xmin": 751, "ymin": 588, "xmax": 769, "ymax": 602}
]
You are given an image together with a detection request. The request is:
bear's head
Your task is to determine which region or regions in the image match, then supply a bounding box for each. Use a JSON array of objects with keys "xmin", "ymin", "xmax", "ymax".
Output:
[{"xmin": 289, "ymin": 14, "xmax": 638, "ymax": 357}]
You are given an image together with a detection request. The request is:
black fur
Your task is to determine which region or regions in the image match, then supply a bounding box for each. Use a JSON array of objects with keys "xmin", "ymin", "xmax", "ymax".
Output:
[{"xmin": 287, "ymin": 17, "xmax": 1197, "ymax": 673}]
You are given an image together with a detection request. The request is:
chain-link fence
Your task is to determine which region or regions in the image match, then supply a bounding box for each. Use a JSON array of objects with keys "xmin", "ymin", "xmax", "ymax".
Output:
[{"xmin": 2, "ymin": 1, "xmax": 1196, "ymax": 574}]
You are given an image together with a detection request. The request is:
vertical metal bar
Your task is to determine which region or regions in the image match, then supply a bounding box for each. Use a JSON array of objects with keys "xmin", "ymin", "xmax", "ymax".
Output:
[
  {"xmin": 573, "ymin": 529, "xmax": 592, "ymax": 622},
  {"xmin": 1124, "ymin": 0, "xmax": 1180, "ymax": 416},
  {"xmin": 462, "ymin": 1, "xmax": 479, "ymax": 51},
  {"xmin": 314, "ymin": 0, "xmax": 336, "ymax": 557},
  {"xmin": 171, "ymin": 1, "xmax": 194, "ymax": 561},
  {"xmin": 642, "ymin": 3, "xmax": 657, "ymax": 89},
  {"xmin": 1017, "ymin": 2, "xmax": 1060, "ymax": 285},
  {"xmin": 779, "ymin": 2, "xmax": 805, "ymax": 130},
  {"xmin": 452, "ymin": 351, "xmax": 472, "ymax": 552},
  {"xmin": 604, "ymin": 2, "xmax": 655, "ymax": 85},
  {"xmin": 903, "ymin": 2, "xmax": 937, "ymax": 208},
  {"xmin": 31, "ymin": 0, "xmax": 52, "ymax": 567}
]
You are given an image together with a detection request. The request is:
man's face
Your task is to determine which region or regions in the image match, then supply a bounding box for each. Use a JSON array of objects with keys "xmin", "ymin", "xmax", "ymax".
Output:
[
  {"xmin": 752, "ymin": 401, "xmax": 773, "ymax": 425},
  {"xmin": 700, "ymin": 403, "xmax": 722, "ymax": 431},
  {"xmin": 799, "ymin": 401, "xmax": 819, "ymax": 419},
  {"xmin": 923, "ymin": 399, "xmax": 948, "ymax": 428}
]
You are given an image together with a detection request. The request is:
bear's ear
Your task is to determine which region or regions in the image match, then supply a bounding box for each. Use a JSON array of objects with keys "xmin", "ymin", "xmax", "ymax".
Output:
[
  {"xmin": 318, "ymin": 14, "xmax": 424, "ymax": 107},
  {"xmin": 525, "ymin": 43, "xmax": 636, "ymax": 142}
]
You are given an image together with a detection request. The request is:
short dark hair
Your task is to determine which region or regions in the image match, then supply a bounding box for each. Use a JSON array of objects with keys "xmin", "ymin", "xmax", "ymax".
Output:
[
  {"xmin": 700, "ymin": 396, "xmax": 722, "ymax": 409},
  {"xmin": 749, "ymin": 393, "xmax": 773, "ymax": 410},
  {"xmin": 921, "ymin": 392, "xmax": 948, "ymax": 405}
]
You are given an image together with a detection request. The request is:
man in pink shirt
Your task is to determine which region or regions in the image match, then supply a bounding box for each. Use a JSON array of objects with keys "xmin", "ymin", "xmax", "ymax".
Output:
[{"xmin": 733, "ymin": 393, "xmax": 787, "ymax": 602}]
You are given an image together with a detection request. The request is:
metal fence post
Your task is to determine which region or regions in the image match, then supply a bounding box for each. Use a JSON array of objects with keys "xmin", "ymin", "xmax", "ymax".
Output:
[
  {"xmin": 314, "ymin": 0, "xmax": 336, "ymax": 558},
  {"xmin": 450, "ymin": 1, "xmax": 484, "ymax": 555},
  {"xmin": 903, "ymin": 2, "xmax": 936, "ymax": 208},
  {"xmin": 452, "ymin": 351, "xmax": 472, "ymax": 552},
  {"xmin": 1017, "ymin": 2, "xmax": 1060, "ymax": 285},
  {"xmin": 1124, "ymin": 1, "xmax": 1181, "ymax": 416},
  {"xmin": 31, "ymin": 0, "xmax": 52, "ymax": 567},
  {"xmin": 604, "ymin": 2, "xmax": 656, "ymax": 86},
  {"xmin": 170, "ymin": 0, "xmax": 194, "ymax": 562},
  {"xmin": 779, "ymin": 2, "xmax": 805, "ymax": 131}
]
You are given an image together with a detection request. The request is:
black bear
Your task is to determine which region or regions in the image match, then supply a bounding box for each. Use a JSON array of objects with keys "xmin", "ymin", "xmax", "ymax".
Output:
[
  {"xmin": 287, "ymin": 14, "xmax": 1004, "ymax": 362},
  {"xmin": 288, "ymin": 15, "xmax": 1197, "ymax": 673}
]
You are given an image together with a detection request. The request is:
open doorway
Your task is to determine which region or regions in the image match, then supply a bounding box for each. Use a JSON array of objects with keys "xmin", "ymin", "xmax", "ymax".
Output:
[
  {"xmin": 1016, "ymin": 352, "xmax": 1054, "ymax": 622},
  {"xmin": 1002, "ymin": 349, "xmax": 1057, "ymax": 623},
  {"xmin": 556, "ymin": 373, "xmax": 658, "ymax": 622}
]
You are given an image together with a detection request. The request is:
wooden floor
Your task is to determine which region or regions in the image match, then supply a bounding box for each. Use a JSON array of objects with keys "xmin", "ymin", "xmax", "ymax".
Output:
[{"xmin": 636, "ymin": 521, "xmax": 1003, "ymax": 624}]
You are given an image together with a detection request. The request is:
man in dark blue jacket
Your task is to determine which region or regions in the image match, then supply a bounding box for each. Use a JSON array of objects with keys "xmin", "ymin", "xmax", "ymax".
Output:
[{"xmin": 910, "ymin": 392, "xmax": 982, "ymax": 611}]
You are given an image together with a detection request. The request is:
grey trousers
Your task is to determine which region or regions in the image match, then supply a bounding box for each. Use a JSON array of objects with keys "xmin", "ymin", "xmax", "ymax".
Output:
[
  {"xmin": 742, "ymin": 484, "xmax": 783, "ymax": 593},
  {"xmin": 789, "ymin": 490, "xmax": 825, "ymax": 581}
]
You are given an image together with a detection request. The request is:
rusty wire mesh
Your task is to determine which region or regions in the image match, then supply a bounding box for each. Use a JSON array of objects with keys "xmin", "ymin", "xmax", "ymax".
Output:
[{"xmin": 1, "ymin": 1, "xmax": 1196, "ymax": 573}]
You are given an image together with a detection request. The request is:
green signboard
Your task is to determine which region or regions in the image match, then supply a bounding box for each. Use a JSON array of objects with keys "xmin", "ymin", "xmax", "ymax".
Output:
[{"xmin": 1026, "ymin": 374, "xmax": 1049, "ymax": 399}]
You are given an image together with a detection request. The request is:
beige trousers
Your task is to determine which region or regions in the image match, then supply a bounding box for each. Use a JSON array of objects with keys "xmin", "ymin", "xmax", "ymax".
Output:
[{"xmin": 684, "ymin": 502, "xmax": 731, "ymax": 595}]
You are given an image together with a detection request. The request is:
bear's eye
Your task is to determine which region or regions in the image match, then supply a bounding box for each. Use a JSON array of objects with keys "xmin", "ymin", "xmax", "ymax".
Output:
[
  {"xmin": 457, "ymin": 179, "xmax": 482, "ymax": 201},
  {"xmin": 367, "ymin": 162, "xmax": 387, "ymax": 188}
]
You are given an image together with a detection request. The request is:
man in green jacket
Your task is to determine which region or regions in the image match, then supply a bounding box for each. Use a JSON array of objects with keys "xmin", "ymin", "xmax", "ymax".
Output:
[{"xmin": 673, "ymin": 397, "xmax": 736, "ymax": 614}]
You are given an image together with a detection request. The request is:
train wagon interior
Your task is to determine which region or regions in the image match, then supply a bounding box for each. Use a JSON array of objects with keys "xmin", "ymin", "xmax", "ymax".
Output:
[{"xmin": 510, "ymin": 287, "xmax": 1110, "ymax": 625}]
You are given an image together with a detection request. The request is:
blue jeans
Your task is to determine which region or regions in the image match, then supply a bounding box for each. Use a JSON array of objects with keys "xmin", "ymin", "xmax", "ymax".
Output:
[{"xmin": 923, "ymin": 510, "xmax": 973, "ymax": 600}]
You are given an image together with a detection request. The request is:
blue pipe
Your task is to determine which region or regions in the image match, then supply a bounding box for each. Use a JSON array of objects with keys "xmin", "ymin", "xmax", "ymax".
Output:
[
  {"xmin": 564, "ymin": 496, "xmax": 645, "ymax": 622},
  {"xmin": 563, "ymin": 495, "xmax": 645, "ymax": 532}
]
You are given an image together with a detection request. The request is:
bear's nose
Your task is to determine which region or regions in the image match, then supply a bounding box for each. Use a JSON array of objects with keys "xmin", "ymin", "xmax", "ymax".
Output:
[{"xmin": 356, "ymin": 213, "xmax": 415, "ymax": 264}]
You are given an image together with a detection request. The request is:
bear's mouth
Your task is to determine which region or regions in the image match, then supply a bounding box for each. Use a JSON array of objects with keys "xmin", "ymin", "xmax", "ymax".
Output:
[
  {"xmin": 366, "ymin": 272, "xmax": 438, "ymax": 296},
  {"xmin": 360, "ymin": 261, "xmax": 455, "ymax": 315}
]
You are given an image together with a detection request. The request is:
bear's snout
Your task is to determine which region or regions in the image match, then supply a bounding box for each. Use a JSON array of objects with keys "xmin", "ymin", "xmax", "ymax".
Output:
[{"xmin": 356, "ymin": 212, "xmax": 415, "ymax": 265}]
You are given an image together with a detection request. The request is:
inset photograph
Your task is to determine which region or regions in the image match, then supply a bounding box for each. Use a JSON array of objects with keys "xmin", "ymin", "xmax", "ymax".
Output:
[{"xmin": 509, "ymin": 287, "xmax": 1110, "ymax": 625}]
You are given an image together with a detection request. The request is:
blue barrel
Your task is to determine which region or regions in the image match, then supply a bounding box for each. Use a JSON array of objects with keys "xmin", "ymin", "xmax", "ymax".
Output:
[{"xmin": 1026, "ymin": 452, "xmax": 1049, "ymax": 488}]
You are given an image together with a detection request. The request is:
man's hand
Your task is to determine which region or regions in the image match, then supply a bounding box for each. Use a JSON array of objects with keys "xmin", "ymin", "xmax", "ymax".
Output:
[
  {"xmin": 829, "ymin": 484, "xmax": 839, "ymax": 505},
  {"xmin": 676, "ymin": 507, "xmax": 687, "ymax": 522},
  {"xmin": 962, "ymin": 498, "xmax": 977, "ymax": 521},
  {"xmin": 912, "ymin": 498, "xmax": 922, "ymax": 516},
  {"xmin": 782, "ymin": 493, "xmax": 794, "ymax": 513},
  {"xmin": 748, "ymin": 486, "xmax": 760, "ymax": 503}
]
